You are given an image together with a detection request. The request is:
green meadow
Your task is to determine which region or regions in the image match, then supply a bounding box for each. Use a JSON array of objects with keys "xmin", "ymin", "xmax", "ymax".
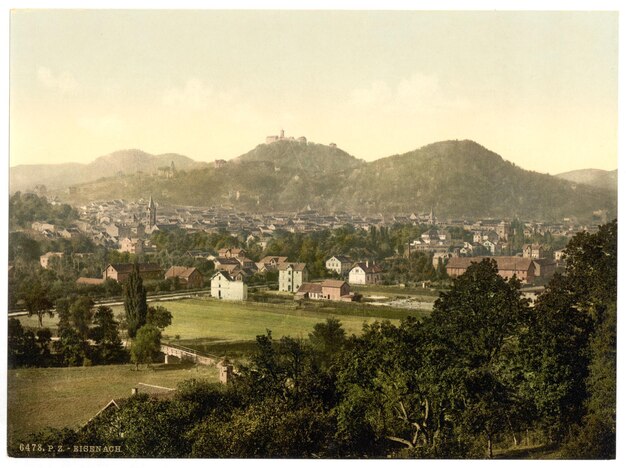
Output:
[{"xmin": 11, "ymin": 295, "xmax": 426, "ymax": 442}]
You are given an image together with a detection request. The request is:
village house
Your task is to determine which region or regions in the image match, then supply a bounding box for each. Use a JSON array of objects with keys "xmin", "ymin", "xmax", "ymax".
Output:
[
  {"xmin": 325, "ymin": 255, "xmax": 353, "ymax": 276},
  {"xmin": 278, "ymin": 262, "xmax": 309, "ymax": 292},
  {"xmin": 212, "ymin": 257, "xmax": 241, "ymax": 274},
  {"xmin": 118, "ymin": 237, "xmax": 144, "ymax": 254},
  {"xmin": 522, "ymin": 243, "xmax": 546, "ymax": 259},
  {"xmin": 58, "ymin": 226, "xmax": 81, "ymax": 239},
  {"xmin": 102, "ymin": 263, "xmax": 163, "ymax": 283},
  {"xmin": 40, "ymin": 251, "xmax": 64, "ymax": 269},
  {"xmin": 295, "ymin": 279, "xmax": 356, "ymax": 301},
  {"xmin": 164, "ymin": 266, "xmax": 204, "ymax": 289},
  {"xmin": 218, "ymin": 247, "xmax": 247, "ymax": 259},
  {"xmin": 256, "ymin": 256, "xmax": 289, "ymax": 272},
  {"xmin": 348, "ymin": 261, "xmax": 384, "ymax": 285},
  {"xmin": 210, "ymin": 271, "xmax": 247, "ymax": 301},
  {"xmin": 446, "ymin": 257, "xmax": 537, "ymax": 284}
]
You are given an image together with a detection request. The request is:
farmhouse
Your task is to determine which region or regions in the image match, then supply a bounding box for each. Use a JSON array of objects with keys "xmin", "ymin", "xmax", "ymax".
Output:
[
  {"xmin": 164, "ymin": 266, "xmax": 204, "ymax": 289},
  {"xmin": 278, "ymin": 262, "xmax": 309, "ymax": 292},
  {"xmin": 348, "ymin": 262, "xmax": 384, "ymax": 285},
  {"xmin": 102, "ymin": 263, "xmax": 163, "ymax": 283},
  {"xmin": 210, "ymin": 271, "xmax": 248, "ymax": 301}
]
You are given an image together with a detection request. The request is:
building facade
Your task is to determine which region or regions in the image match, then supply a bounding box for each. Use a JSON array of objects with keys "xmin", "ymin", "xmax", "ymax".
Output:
[
  {"xmin": 278, "ymin": 262, "xmax": 309, "ymax": 292},
  {"xmin": 210, "ymin": 271, "xmax": 247, "ymax": 301}
]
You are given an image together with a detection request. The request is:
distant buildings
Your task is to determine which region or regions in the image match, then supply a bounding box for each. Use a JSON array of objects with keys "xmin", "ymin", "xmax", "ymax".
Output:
[{"xmin": 265, "ymin": 129, "xmax": 307, "ymax": 145}]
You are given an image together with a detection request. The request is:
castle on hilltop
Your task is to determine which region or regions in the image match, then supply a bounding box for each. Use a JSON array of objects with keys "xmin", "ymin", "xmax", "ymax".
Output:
[{"xmin": 265, "ymin": 129, "xmax": 307, "ymax": 145}]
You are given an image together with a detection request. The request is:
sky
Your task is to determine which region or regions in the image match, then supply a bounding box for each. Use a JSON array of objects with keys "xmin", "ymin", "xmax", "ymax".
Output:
[{"xmin": 9, "ymin": 9, "xmax": 619, "ymax": 174}]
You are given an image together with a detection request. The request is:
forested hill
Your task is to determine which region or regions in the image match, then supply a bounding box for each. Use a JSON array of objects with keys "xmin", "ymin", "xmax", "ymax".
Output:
[
  {"xmin": 336, "ymin": 140, "xmax": 616, "ymax": 219},
  {"xmin": 10, "ymin": 149, "xmax": 208, "ymax": 192},
  {"xmin": 50, "ymin": 140, "xmax": 616, "ymax": 221},
  {"xmin": 555, "ymin": 168, "xmax": 618, "ymax": 192}
]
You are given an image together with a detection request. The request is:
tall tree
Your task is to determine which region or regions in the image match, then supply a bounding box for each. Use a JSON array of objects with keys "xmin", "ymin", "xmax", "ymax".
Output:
[{"xmin": 124, "ymin": 263, "xmax": 148, "ymax": 338}]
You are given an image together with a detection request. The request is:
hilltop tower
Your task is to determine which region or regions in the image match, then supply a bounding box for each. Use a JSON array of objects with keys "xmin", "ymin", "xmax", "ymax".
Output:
[{"xmin": 147, "ymin": 196, "xmax": 157, "ymax": 228}]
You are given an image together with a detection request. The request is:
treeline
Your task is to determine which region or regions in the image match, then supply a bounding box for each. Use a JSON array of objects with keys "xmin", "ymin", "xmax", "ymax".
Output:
[
  {"xmin": 9, "ymin": 266, "xmax": 172, "ymax": 369},
  {"xmin": 12, "ymin": 221, "xmax": 616, "ymax": 459},
  {"xmin": 9, "ymin": 192, "xmax": 79, "ymax": 229}
]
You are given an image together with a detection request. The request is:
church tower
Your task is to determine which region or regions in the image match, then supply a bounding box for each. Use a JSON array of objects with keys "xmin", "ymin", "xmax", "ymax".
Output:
[{"xmin": 147, "ymin": 196, "xmax": 157, "ymax": 228}]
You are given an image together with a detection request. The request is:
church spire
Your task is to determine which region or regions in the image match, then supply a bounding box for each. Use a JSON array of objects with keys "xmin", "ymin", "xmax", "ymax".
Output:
[{"xmin": 147, "ymin": 196, "xmax": 156, "ymax": 228}]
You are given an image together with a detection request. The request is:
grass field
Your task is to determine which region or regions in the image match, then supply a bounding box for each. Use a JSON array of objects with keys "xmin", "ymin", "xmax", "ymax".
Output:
[
  {"xmin": 10, "ymin": 296, "xmax": 414, "ymax": 442},
  {"xmin": 110, "ymin": 297, "xmax": 403, "ymax": 343},
  {"xmin": 7, "ymin": 363, "xmax": 218, "ymax": 444}
]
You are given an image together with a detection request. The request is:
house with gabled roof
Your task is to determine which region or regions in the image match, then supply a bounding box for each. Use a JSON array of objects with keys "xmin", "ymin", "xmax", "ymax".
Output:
[
  {"xmin": 102, "ymin": 263, "xmax": 163, "ymax": 283},
  {"xmin": 210, "ymin": 270, "xmax": 247, "ymax": 301},
  {"xmin": 348, "ymin": 261, "xmax": 384, "ymax": 285},
  {"xmin": 446, "ymin": 256, "xmax": 537, "ymax": 284},
  {"xmin": 325, "ymin": 255, "xmax": 353, "ymax": 276},
  {"xmin": 278, "ymin": 262, "xmax": 309, "ymax": 292},
  {"xmin": 165, "ymin": 266, "xmax": 204, "ymax": 289}
]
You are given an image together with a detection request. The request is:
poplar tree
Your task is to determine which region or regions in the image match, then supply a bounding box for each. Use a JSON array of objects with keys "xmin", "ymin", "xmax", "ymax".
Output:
[{"xmin": 124, "ymin": 263, "xmax": 148, "ymax": 338}]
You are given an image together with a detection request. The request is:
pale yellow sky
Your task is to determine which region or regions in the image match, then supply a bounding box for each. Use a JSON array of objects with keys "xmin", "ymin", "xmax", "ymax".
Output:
[{"xmin": 9, "ymin": 10, "xmax": 618, "ymax": 174}]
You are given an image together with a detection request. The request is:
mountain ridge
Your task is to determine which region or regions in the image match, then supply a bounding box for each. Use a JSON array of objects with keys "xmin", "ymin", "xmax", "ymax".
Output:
[{"xmin": 41, "ymin": 139, "xmax": 616, "ymax": 222}]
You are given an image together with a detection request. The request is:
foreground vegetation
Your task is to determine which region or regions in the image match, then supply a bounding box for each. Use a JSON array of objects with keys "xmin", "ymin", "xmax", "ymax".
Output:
[
  {"xmin": 7, "ymin": 363, "xmax": 219, "ymax": 443},
  {"xmin": 8, "ymin": 221, "xmax": 616, "ymax": 459}
]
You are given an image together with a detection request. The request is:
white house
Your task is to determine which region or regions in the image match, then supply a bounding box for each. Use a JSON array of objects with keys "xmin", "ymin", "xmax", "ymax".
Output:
[
  {"xmin": 210, "ymin": 271, "xmax": 247, "ymax": 301},
  {"xmin": 325, "ymin": 255, "xmax": 353, "ymax": 276},
  {"xmin": 278, "ymin": 262, "xmax": 308, "ymax": 292},
  {"xmin": 348, "ymin": 261, "xmax": 384, "ymax": 285}
]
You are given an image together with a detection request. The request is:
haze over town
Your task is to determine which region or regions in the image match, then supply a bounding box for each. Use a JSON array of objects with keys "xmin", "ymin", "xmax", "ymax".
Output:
[{"xmin": 10, "ymin": 10, "xmax": 618, "ymax": 174}]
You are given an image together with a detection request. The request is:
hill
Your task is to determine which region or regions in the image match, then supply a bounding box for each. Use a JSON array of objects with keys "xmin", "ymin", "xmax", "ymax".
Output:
[
  {"xmin": 10, "ymin": 149, "xmax": 208, "ymax": 192},
  {"xmin": 29, "ymin": 140, "xmax": 617, "ymax": 222},
  {"xmin": 555, "ymin": 168, "xmax": 617, "ymax": 191},
  {"xmin": 335, "ymin": 140, "xmax": 616, "ymax": 219}
]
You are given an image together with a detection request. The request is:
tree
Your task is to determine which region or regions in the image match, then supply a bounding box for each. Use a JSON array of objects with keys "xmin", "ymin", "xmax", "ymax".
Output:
[
  {"xmin": 124, "ymin": 263, "xmax": 148, "ymax": 338},
  {"xmin": 308, "ymin": 317, "xmax": 346, "ymax": 367},
  {"xmin": 146, "ymin": 305, "xmax": 173, "ymax": 330},
  {"xmin": 90, "ymin": 305, "xmax": 126, "ymax": 364},
  {"xmin": 21, "ymin": 279, "xmax": 54, "ymax": 328},
  {"xmin": 429, "ymin": 259, "xmax": 530, "ymax": 457},
  {"xmin": 130, "ymin": 325, "xmax": 162, "ymax": 370},
  {"xmin": 69, "ymin": 296, "xmax": 94, "ymax": 339}
]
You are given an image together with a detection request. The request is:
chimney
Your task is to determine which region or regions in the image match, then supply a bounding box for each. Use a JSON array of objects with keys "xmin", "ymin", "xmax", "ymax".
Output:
[
  {"xmin": 365, "ymin": 260, "xmax": 369, "ymax": 268},
  {"xmin": 131, "ymin": 387, "xmax": 139, "ymax": 395}
]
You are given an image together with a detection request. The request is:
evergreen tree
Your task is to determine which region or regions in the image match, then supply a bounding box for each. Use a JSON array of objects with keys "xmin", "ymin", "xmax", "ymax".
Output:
[{"xmin": 124, "ymin": 263, "xmax": 148, "ymax": 338}]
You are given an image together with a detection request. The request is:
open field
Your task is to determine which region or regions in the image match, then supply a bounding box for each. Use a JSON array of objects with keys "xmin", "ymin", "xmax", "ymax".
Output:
[
  {"xmin": 10, "ymin": 296, "xmax": 420, "ymax": 442},
  {"xmin": 7, "ymin": 363, "xmax": 218, "ymax": 444},
  {"xmin": 133, "ymin": 297, "xmax": 406, "ymax": 342}
]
